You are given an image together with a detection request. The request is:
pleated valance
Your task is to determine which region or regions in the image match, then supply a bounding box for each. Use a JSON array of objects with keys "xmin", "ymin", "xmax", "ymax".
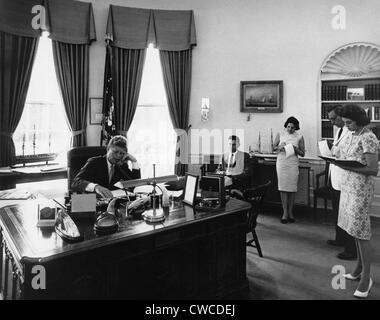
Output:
[
  {"xmin": 152, "ymin": 9, "xmax": 197, "ymax": 51},
  {"xmin": 106, "ymin": 5, "xmax": 153, "ymax": 49},
  {"xmin": 45, "ymin": 0, "xmax": 96, "ymax": 44},
  {"xmin": 106, "ymin": 6, "xmax": 197, "ymax": 51},
  {"xmin": 0, "ymin": 0, "xmax": 43, "ymax": 38}
]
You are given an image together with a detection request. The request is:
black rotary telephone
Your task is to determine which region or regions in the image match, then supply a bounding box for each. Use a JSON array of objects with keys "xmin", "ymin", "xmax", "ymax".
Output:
[{"xmin": 94, "ymin": 197, "xmax": 125, "ymax": 235}]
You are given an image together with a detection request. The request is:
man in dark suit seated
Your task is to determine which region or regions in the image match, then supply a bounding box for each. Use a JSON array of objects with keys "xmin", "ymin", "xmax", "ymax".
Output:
[
  {"xmin": 71, "ymin": 135, "xmax": 141, "ymax": 198},
  {"xmin": 217, "ymin": 135, "xmax": 255, "ymax": 193}
]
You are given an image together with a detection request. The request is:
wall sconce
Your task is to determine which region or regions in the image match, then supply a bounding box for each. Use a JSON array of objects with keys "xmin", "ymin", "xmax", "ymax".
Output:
[{"xmin": 201, "ymin": 98, "xmax": 210, "ymax": 121}]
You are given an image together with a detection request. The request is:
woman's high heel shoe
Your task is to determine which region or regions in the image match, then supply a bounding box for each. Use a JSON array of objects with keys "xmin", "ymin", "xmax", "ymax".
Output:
[
  {"xmin": 281, "ymin": 218, "xmax": 288, "ymax": 224},
  {"xmin": 343, "ymin": 273, "xmax": 361, "ymax": 281},
  {"xmin": 353, "ymin": 278, "xmax": 373, "ymax": 298}
]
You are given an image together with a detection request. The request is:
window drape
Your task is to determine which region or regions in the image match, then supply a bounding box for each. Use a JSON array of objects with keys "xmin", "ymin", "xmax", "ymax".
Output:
[
  {"xmin": 52, "ymin": 41, "xmax": 90, "ymax": 147},
  {"xmin": 104, "ymin": 5, "xmax": 196, "ymax": 173},
  {"xmin": 160, "ymin": 50, "xmax": 192, "ymax": 176},
  {"xmin": 0, "ymin": 0, "xmax": 41, "ymax": 166},
  {"xmin": 111, "ymin": 47, "xmax": 146, "ymax": 135},
  {"xmin": 48, "ymin": 0, "xmax": 96, "ymax": 147},
  {"xmin": 0, "ymin": 32, "xmax": 39, "ymax": 166}
]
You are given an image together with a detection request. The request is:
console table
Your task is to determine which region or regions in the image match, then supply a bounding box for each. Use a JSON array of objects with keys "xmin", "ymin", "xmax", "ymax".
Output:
[
  {"xmin": 0, "ymin": 167, "xmax": 67, "ymax": 190},
  {"xmin": 0, "ymin": 198, "xmax": 250, "ymax": 299}
]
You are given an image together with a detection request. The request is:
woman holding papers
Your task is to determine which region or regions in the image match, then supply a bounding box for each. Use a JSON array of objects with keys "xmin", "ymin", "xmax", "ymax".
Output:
[
  {"xmin": 334, "ymin": 104, "xmax": 379, "ymax": 298},
  {"xmin": 273, "ymin": 117, "xmax": 305, "ymax": 223}
]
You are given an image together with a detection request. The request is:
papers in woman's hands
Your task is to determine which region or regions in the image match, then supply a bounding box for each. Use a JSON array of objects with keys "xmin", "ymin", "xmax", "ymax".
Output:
[
  {"xmin": 318, "ymin": 140, "xmax": 332, "ymax": 157},
  {"xmin": 318, "ymin": 140, "xmax": 364, "ymax": 167},
  {"xmin": 318, "ymin": 156, "xmax": 365, "ymax": 168},
  {"xmin": 284, "ymin": 144, "xmax": 295, "ymax": 158}
]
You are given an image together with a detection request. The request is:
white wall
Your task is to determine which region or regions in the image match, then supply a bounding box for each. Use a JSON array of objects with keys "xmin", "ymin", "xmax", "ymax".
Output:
[{"xmin": 85, "ymin": 0, "xmax": 380, "ymax": 157}]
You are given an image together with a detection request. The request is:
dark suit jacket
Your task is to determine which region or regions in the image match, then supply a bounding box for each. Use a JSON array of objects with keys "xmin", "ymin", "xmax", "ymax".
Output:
[{"xmin": 71, "ymin": 155, "xmax": 141, "ymax": 192}]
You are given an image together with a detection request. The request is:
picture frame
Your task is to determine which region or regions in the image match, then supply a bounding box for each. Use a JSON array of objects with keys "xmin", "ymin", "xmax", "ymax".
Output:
[
  {"xmin": 89, "ymin": 98, "xmax": 104, "ymax": 125},
  {"xmin": 182, "ymin": 173, "xmax": 199, "ymax": 207},
  {"xmin": 240, "ymin": 80, "xmax": 283, "ymax": 113}
]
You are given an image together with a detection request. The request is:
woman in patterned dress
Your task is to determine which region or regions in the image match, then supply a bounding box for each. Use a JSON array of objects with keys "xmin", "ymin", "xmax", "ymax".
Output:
[
  {"xmin": 335, "ymin": 104, "xmax": 379, "ymax": 298},
  {"xmin": 273, "ymin": 117, "xmax": 305, "ymax": 223}
]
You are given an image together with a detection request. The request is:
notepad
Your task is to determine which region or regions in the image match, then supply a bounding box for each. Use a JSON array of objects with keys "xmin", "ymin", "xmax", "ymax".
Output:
[{"xmin": 284, "ymin": 144, "xmax": 295, "ymax": 158}]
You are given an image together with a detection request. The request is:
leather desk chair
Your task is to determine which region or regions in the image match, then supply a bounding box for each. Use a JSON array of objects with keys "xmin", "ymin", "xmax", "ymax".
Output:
[{"xmin": 67, "ymin": 146, "xmax": 107, "ymax": 192}]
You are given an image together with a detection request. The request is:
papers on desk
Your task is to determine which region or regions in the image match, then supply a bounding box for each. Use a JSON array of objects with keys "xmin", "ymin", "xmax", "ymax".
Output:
[
  {"xmin": 0, "ymin": 189, "xmax": 32, "ymax": 200},
  {"xmin": 71, "ymin": 193, "xmax": 96, "ymax": 213},
  {"xmin": 111, "ymin": 189, "xmax": 127, "ymax": 198},
  {"xmin": 318, "ymin": 140, "xmax": 332, "ymax": 157}
]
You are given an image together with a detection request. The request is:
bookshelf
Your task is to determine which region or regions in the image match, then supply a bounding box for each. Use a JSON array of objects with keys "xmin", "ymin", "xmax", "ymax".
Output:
[{"xmin": 321, "ymin": 78, "xmax": 380, "ymax": 141}]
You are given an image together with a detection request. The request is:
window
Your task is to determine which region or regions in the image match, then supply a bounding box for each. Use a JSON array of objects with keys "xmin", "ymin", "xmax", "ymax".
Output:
[
  {"xmin": 128, "ymin": 45, "xmax": 176, "ymax": 178},
  {"xmin": 13, "ymin": 34, "xmax": 70, "ymax": 164}
]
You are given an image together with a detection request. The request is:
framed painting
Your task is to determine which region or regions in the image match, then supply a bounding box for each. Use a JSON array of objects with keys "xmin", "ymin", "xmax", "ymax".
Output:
[
  {"xmin": 89, "ymin": 98, "xmax": 103, "ymax": 125},
  {"xmin": 240, "ymin": 80, "xmax": 283, "ymax": 113}
]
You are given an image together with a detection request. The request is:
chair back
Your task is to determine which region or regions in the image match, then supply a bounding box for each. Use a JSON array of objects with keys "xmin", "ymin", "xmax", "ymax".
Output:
[
  {"xmin": 243, "ymin": 180, "xmax": 272, "ymax": 230},
  {"xmin": 67, "ymin": 146, "xmax": 107, "ymax": 191}
]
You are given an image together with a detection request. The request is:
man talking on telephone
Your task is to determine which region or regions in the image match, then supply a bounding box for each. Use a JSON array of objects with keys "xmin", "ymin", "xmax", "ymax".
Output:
[{"xmin": 71, "ymin": 135, "xmax": 141, "ymax": 198}]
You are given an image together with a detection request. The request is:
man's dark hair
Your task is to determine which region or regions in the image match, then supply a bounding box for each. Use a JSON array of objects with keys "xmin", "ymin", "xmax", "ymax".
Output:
[
  {"xmin": 107, "ymin": 135, "xmax": 128, "ymax": 152},
  {"xmin": 228, "ymin": 135, "xmax": 240, "ymax": 143},
  {"xmin": 340, "ymin": 104, "xmax": 370, "ymax": 126},
  {"xmin": 327, "ymin": 104, "xmax": 343, "ymax": 116},
  {"xmin": 284, "ymin": 116, "xmax": 300, "ymax": 130}
]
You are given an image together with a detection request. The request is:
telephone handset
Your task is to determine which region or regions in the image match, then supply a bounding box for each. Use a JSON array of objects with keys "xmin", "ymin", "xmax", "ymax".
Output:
[{"xmin": 127, "ymin": 197, "xmax": 150, "ymax": 219}]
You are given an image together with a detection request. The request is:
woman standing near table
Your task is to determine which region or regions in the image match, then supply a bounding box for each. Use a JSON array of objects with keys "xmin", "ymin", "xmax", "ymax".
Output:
[
  {"xmin": 273, "ymin": 117, "xmax": 305, "ymax": 223},
  {"xmin": 334, "ymin": 104, "xmax": 379, "ymax": 299}
]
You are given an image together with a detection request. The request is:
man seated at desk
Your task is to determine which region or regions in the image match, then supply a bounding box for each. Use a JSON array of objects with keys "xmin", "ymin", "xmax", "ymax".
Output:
[
  {"xmin": 217, "ymin": 135, "xmax": 255, "ymax": 191},
  {"xmin": 71, "ymin": 135, "xmax": 141, "ymax": 198}
]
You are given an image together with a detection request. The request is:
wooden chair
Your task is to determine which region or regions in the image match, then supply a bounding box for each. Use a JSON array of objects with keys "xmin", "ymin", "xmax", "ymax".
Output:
[
  {"xmin": 241, "ymin": 180, "xmax": 272, "ymax": 257},
  {"xmin": 313, "ymin": 162, "xmax": 333, "ymax": 221}
]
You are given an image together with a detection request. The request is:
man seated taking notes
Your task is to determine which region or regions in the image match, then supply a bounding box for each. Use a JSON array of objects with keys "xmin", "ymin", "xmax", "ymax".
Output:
[
  {"xmin": 217, "ymin": 135, "xmax": 254, "ymax": 191},
  {"xmin": 71, "ymin": 135, "xmax": 141, "ymax": 198}
]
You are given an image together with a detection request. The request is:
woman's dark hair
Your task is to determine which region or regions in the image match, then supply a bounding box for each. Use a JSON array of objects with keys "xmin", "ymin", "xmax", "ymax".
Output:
[
  {"xmin": 340, "ymin": 104, "xmax": 370, "ymax": 126},
  {"xmin": 284, "ymin": 116, "xmax": 300, "ymax": 130}
]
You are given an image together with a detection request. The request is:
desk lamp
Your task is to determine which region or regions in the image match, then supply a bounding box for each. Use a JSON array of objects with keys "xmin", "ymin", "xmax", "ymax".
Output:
[{"xmin": 143, "ymin": 164, "xmax": 166, "ymax": 223}]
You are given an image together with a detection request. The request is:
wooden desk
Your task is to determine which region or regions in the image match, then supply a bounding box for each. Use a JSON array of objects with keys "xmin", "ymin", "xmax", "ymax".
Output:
[
  {"xmin": 0, "ymin": 167, "xmax": 67, "ymax": 190},
  {"xmin": 0, "ymin": 198, "xmax": 250, "ymax": 299}
]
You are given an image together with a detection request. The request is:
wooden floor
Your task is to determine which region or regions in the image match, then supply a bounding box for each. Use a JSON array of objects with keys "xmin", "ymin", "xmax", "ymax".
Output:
[{"xmin": 247, "ymin": 208, "xmax": 380, "ymax": 300}]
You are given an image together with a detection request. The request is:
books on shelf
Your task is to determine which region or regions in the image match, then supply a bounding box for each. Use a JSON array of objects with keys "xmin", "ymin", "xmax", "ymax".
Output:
[
  {"xmin": 372, "ymin": 106, "xmax": 380, "ymax": 121},
  {"xmin": 364, "ymin": 84, "xmax": 380, "ymax": 100},
  {"xmin": 322, "ymin": 85, "xmax": 347, "ymax": 101},
  {"xmin": 321, "ymin": 121, "xmax": 333, "ymax": 139}
]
